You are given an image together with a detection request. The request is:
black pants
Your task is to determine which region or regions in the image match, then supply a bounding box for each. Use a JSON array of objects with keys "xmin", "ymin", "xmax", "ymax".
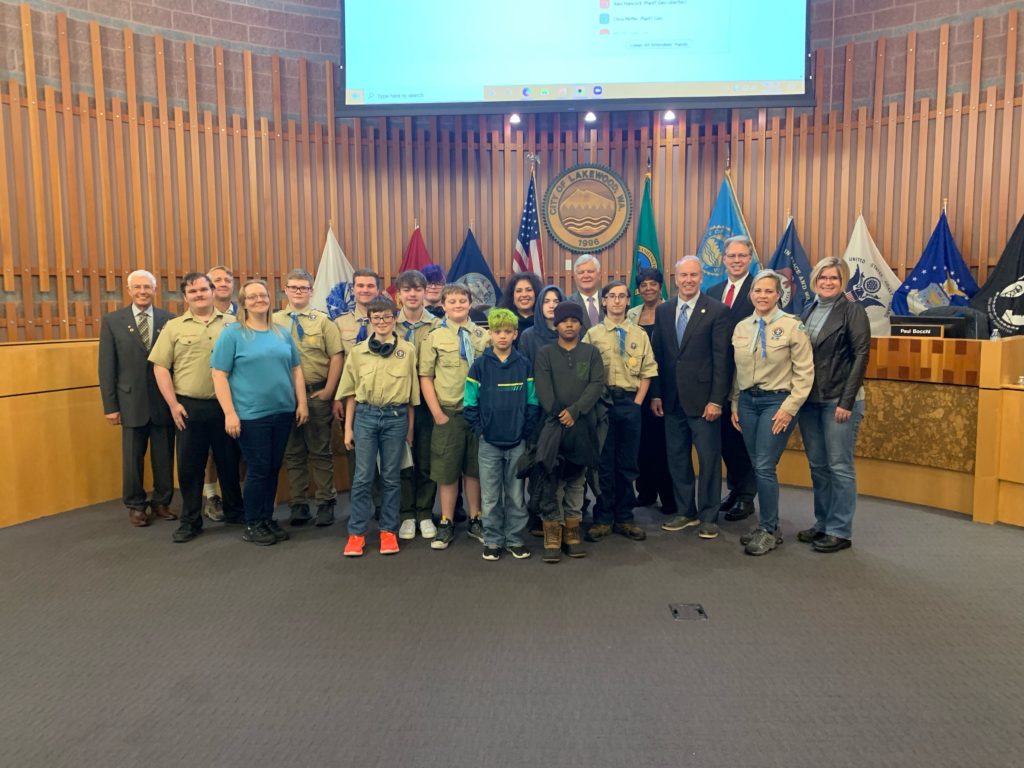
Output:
[
  {"xmin": 635, "ymin": 398, "xmax": 677, "ymax": 514},
  {"xmin": 720, "ymin": 401, "xmax": 756, "ymax": 502},
  {"xmin": 176, "ymin": 396, "xmax": 243, "ymax": 530},
  {"xmin": 121, "ymin": 422, "xmax": 175, "ymax": 509}
]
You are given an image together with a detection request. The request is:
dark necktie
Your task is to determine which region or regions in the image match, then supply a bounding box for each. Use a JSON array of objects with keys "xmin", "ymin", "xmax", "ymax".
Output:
[
  {"xmin": 587, "ymin": 296, "xmax": 599, "ymax": 327},
  {"xmin": 137, "ymin": 312, "xmax": 151, "ymax": 350}
]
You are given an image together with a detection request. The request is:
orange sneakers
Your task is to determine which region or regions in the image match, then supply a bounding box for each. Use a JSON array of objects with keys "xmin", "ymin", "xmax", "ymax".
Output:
[
  {"xmin": 343, "ymin": 535, "xmax": 365, "ymax": 557},
  {"xmin": 379, "ymin": 531, "xmax": 400, "ymax": 555}
]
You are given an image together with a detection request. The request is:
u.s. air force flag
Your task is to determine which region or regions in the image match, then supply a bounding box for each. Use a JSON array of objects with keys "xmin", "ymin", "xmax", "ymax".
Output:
[
  {"xmin": 971, "ymin": 211, "xmax": 1024, "ymax": 336},
  {"xmin": 842, "ymin": 214, "xmax": 901, "ymax": 336},
  {"xmin": 449, "ymin": 228, "xmax": 502, "ymax": 307},
  {"xmin": 697, "ymin": 172, "xmax": 758, "ymax": 291},
  {"xmin": 311, "ymin": 226, "xmax": 356, "ymax": 320},
  {"xmin": 766, "ymin": 217, "xmax": 813, "ymax": 314},
  {"xmin": 891, "ymin": 211, "xmax": 978, "ymax": 315}
]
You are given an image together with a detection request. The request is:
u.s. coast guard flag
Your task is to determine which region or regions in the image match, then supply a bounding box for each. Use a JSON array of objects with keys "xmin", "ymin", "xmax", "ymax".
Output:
[
  {"xmin": 450, "ymin": 228, "xmax": 502, "ymax": 307},
  {"xmin": 697, "ymin": 172, "xmax": 758, "ymax": 290},
  {"xmin": 842, "ymin": 214, "xmax": 901, "ymax": 336},
  {"xmin": 971, "ymin": 211, "xmax": 1024, "ymax": 336},
  {"xmin": 766, "ymin": 217, "xmax": 813, "ymax": 314},
  {"xmin": 891, "ymin": 211, "xmax": 978, "ymax": 316},
  {"xmin": 311, "ymin": 226, "xmax": 356, "ymax": 320}
]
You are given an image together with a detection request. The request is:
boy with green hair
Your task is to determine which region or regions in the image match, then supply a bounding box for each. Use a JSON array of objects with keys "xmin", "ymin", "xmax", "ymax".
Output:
[{"xmin": 464, "ymin": 309, "xmax": 540, "ymax": 560}]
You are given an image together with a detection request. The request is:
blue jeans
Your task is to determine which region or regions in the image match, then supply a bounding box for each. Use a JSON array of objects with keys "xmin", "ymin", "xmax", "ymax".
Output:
[
  {"xmin": 478, "ymin": 438, "xmax": 527, "ymax": 547},
  {"xmin": 350, "ymin": 404, "xmax": 407, "ymax": 536},
  {"xmin": 594, "ymin": 394, "xmax": 641, "ymax": 525},
  {"xmin": 737, "ymin": 391, "xmax": 796, "ymax": 533},
  {"xmin": 798, "ymin": 399, "xmax": 865, "ymax": 540},
  {"xmin": 237, "ymin": 411, "xmax": 294, "ymax": 524}
]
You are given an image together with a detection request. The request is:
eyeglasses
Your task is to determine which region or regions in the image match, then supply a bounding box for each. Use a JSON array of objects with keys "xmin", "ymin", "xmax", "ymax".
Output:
[
  {"xmin": 285, "ymin": 285, "xmax": 312, "ymax": 292},
  {"xmin": 605, "ymin": 293, "xmax": 629, "ymax": 301},
  {"xmin": 369, "ymin": 314, "xmax": 395, "ymax": 323},
  {"xmin": 816, "ymin": 276, "xmax": 841, "ymax": 282},
  {"xmin": 245, "ymin": 293, "xmax": 271, "ymax": 301}
]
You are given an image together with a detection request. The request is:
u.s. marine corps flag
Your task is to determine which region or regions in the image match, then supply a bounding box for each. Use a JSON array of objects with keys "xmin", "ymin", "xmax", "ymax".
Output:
[
  {"xmin": 628, "ymin": 173, "xmax": 667, "ymax": 308},
  {"xmin": 891, "ymin": 211, "xmax": 978, "ymax": 316},
  {"xmin": 971, "ymin": 211, "xmax": 1024, "ymax": 336}
]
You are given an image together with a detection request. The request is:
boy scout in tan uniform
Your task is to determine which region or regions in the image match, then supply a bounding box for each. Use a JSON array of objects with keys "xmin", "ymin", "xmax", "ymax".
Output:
[
  {"xmin": 337, "ymin": 297, "xmax": 420, "ymax": 557},
  {"xmin": 149, "ymin": 271, "xmax": 243, "ymax": 543},
  {"xmin": 418, "ymin": 284, "xmax": 490, "ymax": 550},
  {"xmin": 582, "ymin": 280, "xmax": 658, "ymax": 542},
  {"xmin": 275, "ymin": 269, "xmax": 343, "ymax": 527},
  {"xmin": 395, "ymin": 270, "xmax": 441, "ymax": 540}
]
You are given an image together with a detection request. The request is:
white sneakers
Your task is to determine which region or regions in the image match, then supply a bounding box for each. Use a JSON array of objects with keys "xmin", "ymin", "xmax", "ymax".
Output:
[
  {"xmin": 399, "ymin": 518, "xmax": 438, "ymax": 540},
  {"xmin": 398, "ymin": 519, "xmax": 417, "ymax": 540}
]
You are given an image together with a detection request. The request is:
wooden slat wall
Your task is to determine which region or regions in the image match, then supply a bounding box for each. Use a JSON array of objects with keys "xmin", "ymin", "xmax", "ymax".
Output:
[{"xmin": 1, "ymin": 5, "xmax": 1023, "ymax": 340}]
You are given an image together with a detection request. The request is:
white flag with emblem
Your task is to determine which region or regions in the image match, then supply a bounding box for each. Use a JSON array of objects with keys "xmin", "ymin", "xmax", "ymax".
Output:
[
  {"xmin": 842, "ymin": 215, "xmax": 900, "ymax": 336},
  {"xmin": 311, "ymin": 226, "xmax": 356, "ymax": 320}
]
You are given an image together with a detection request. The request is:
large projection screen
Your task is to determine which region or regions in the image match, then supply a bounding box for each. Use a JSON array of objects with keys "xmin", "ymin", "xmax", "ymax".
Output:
[{"xmin": 341, "ymin": 0, "xmax": 813, "ymax": 115}]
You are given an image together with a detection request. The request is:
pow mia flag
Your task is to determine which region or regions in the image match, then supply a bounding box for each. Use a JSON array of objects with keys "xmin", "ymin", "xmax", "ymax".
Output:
[{"xmin": 971, "ymin": 212, "xmax": 1024, "ymax": 337}]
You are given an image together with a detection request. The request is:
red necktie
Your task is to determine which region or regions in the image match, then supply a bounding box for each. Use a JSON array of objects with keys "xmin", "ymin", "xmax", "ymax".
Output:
[{"xmin": 724, "ymin": 283, "xmax": 735, "ymax": 308}]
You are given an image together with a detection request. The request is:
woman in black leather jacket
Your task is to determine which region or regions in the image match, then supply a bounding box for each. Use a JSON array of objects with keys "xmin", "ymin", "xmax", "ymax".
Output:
[{"xmin": 796, "ymin": 257, "xmax": 871, "ymax": 553}]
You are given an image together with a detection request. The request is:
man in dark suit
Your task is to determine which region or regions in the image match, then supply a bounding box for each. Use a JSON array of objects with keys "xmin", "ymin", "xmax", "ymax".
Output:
[
  {"xmin": 651, "ymin": 256, "xmax": 730, "ymax": 539},
  {"xmin": 706, "ymin": 235, "xmax": 758, "ymax": 521},
  {"xmin": 567, "ymin": 254, "xmax": 604, "ymax": 331},
  {"xmin": 98, "ymin": 269, "xmax": 177, "ymax": 527}
]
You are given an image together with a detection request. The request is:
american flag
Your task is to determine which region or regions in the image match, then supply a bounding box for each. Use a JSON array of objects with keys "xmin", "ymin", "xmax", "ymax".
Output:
[{"xmin": 513, "ymin": 175, "xmax": 544, "ymax": 277}]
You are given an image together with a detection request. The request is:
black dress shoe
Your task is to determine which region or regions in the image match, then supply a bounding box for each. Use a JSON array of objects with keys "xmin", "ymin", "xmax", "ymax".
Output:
[
  {"xmin": 813, "ymin": 535, "xmax": 852, "ymax": 553},
  {"xmin": 797, "ymin": 527, "xmax": 827, "ymax": 543},
  {"xmin": 724, "ymin": 500, "xmax": 755, "ymax": 521},
  {"xmin": 172, "ymin": 525, "xmax": 200, "ymax": 543},
  {"xmin": 719, "ymin": 491, "xmax": 738, "ymax": 512}
]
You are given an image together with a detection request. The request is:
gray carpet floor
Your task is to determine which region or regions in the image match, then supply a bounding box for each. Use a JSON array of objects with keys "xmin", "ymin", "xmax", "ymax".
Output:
[{"xmin": 1, "ymin": 488, "xmax": 1022, "ymax": 768}]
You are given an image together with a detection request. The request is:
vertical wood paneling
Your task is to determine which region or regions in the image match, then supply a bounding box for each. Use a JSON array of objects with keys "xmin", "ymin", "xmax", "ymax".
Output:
[{"xmin": 3, "ymin": 7, "xmax": 1023, "ymax": 341}]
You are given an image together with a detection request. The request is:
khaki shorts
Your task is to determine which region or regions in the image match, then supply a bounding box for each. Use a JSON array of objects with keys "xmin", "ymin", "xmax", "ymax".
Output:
[{"xmin": 429, "ymin": 409, "xmax": 479, "ymax": 484}]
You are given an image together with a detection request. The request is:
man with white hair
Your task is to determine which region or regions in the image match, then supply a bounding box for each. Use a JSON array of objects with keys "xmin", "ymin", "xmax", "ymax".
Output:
[
  {"xmin": 567, "ymin": 254, "xmax": 604, "ymax": 331},
  {"xmin": 98, "ymin": 269, "xmax": 177, "ymax": 527}
]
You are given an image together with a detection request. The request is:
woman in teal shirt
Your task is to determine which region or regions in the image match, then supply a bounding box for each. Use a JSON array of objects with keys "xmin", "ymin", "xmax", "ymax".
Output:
[{"xmin": 212, "ymin": 279, "xmax": 308, "ymax": 546}]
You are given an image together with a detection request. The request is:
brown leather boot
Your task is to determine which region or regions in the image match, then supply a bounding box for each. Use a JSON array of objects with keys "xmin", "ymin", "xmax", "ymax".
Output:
[
  {"xmin": 561, "ymin": 518, "xmax": 587, "ymax": 558},
  {"xmin": 542, "ymin": 520, "xmax": 562, "ymax": 563}
]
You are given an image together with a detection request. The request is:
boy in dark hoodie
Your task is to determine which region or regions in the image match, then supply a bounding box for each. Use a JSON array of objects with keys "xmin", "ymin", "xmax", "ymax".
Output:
[
  {"xmin": 464, "ymin": 309, "xmax": 539, "ymax": 561},
  {"xmin": 518, "ymin": 284, "xmax": 564, "ymax": 365},
  {"xmin": 532, "ymin": 301, "xmax": 605, "ymax": 562}
]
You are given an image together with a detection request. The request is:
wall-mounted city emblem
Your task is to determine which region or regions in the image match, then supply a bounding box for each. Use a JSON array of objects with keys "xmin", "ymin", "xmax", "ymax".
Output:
[{"xmin": 543, "ymin": 163, "xmax": 632, "ymax": 253}]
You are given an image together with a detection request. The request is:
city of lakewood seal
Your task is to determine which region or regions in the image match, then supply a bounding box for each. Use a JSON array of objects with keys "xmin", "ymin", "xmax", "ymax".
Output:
[{"xmin": 543, "ymin": 163, "xmax": 632, "ymax": 253}]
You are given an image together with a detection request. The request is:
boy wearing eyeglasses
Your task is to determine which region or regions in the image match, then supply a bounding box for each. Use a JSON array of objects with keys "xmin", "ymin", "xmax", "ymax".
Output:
[
  {"xmin": 336, "ymin": 297, "xmax": 419, "ymax": 557},
  {"xmin": 274, "ymin": 268, "xmax": 344, "ymax": 527}
]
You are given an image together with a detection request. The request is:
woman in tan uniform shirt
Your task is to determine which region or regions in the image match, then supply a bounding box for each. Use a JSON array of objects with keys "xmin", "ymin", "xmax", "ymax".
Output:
[{"xmin": 729, "ymin": 270, "xmax": 814, "ymax": 556}]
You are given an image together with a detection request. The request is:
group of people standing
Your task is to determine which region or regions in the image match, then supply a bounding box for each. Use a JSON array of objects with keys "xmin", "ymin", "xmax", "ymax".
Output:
[{"xmin": 98, "ymin": 236, "xmax": 870, "ymax": 561}]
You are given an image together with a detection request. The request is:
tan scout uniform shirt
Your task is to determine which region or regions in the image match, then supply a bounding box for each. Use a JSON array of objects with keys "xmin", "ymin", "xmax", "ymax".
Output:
[
  {"xmin": 584, "ymin": 318, "xmax": 658, "ymax": 391},
  {"xmin": 148, "ymin": 310, "xmax": 235, "ymax": 399},
  {"xmin": 335, "ymin": 307, "xmax": 370, "ymax": 357},
  {"xmin": 730, "ymin": 310, "xmax": 814, "ymax": 416},
  {"xmin": 273, "ymin": 306, "xmax": 342, "ymax": 385},
  {"xmin": 417, "ymin": 319, "xmax": 489, "ymax": 409},
  {"xmin": 397, "ymin": 308, "xmax": 439, "ymax": 350},
  {"xmin": 336, "ymin": 338, "xmax": 420, "ymax": 407}
]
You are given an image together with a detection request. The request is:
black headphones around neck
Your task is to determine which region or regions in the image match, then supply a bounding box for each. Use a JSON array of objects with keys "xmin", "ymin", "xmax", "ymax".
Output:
[{"xmin": 368, "ymin": 332, "xmax": 398, "ymax": 357}]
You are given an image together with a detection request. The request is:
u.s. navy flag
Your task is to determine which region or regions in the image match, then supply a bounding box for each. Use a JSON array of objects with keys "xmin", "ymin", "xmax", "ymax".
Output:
[
  {"xmin": 891, "ymin": 211, "xmax": 978, "ymax": 316},
  {"xmin": 842, "ymin": 214, "xmax": 901, "ymax": 336},
  {"xmin": 513, "ymin": 173, "xmax": 544, "ymax": 278},
  {"xmin": 766, "ymin": 218, "xmax": 813, "ymax": 314},
  {"xmin": 450, "ymin": 228, "xmax": 502, "ymax": 307},
  {"xmin": 697, "ymin": 172, "xmax": 758, "ymax": 291},
  {"xmin": 971, "ymin": 211, "xmax": 1024, "ymax": 336},
  {"xmin": 629, "ymin": 173, "xmax": 667, "ymax": 308},
  {"xmin": 311, "ymin": 226, "xmax": 356, "ymax": 320}
]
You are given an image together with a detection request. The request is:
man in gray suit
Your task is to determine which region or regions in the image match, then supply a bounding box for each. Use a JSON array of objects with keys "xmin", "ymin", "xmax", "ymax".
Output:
[
  {"xmin": 99, "ymin": 269, "xmax": 177, "ymax": 527},
  {"xmin": 567, "ymin": 254, "xmax": 604, "ymax": 331}
]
